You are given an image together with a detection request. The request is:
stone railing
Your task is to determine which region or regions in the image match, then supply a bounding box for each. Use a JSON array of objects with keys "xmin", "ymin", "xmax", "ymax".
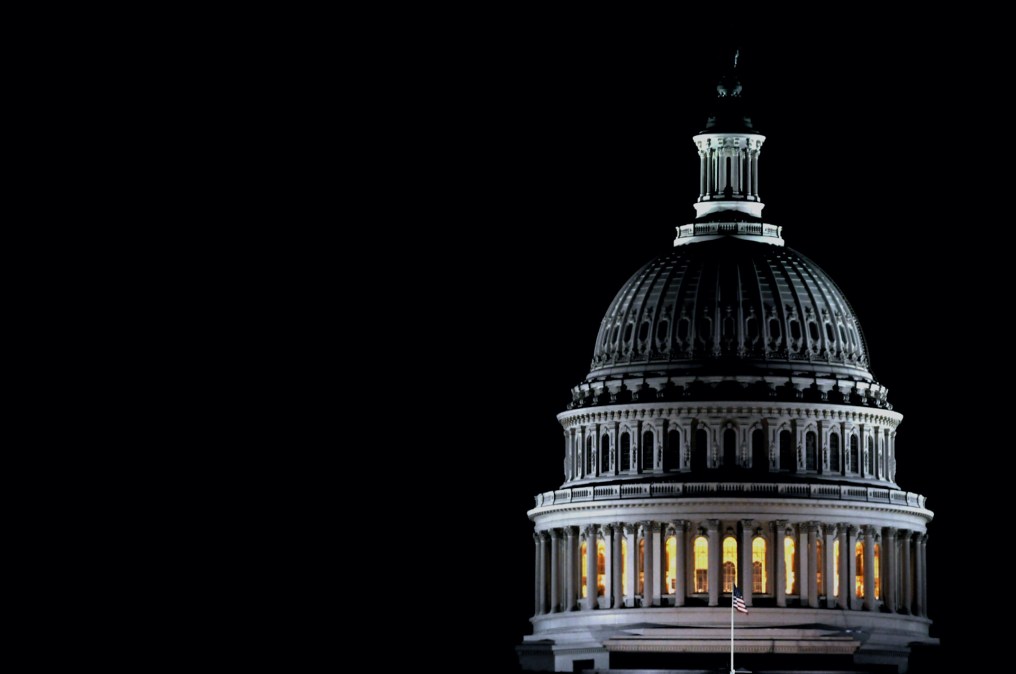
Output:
[{"xmin": 534, "ymin": 482, "xmax": 927, "ymax": 510}]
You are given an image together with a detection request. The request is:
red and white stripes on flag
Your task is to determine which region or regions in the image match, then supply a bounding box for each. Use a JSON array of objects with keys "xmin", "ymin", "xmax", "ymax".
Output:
[{"xmin": 732, "ymin": 586, "xmax": 749, "ymax": 614}]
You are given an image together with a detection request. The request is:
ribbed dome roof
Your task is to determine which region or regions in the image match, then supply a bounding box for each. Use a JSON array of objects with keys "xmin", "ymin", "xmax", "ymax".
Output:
[{"xmin": 589, "ymin": 237, "xmax": 873, "ymax": 382}]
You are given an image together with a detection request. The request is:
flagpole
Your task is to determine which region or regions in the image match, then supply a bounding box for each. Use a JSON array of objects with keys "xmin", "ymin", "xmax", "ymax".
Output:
[{"xmin": 730, "ymin": 588, "xmax": 735, "ymax": 674}]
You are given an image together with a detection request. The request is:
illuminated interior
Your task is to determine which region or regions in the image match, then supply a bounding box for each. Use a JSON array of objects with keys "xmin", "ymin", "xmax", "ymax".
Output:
[
  {"xmin": 855, "ymin": 541, "xmax": 864, "ymax": 598},
  {"xmin": 581, "ymin": 541, "xmax": 588, "ymax": 598},
  {"xmin": 873, "ymin": 543, "xmax": 880, "ymax": 600},
  {"xmin": 785, "ymin": 536, "xmax": 797, "ymax": 594},
  {"xmin": 638, "ymin": 538, "xmax": 645, "ymax": 595},
  {"xmin": 752, "ymin": 536, "xmax": 766, "ymax": 594},
  {"xmin": 722, "ymin": 536, "xmax": 737, "ymax": 592},
  {"xmin": 597, "ymin": 539, "xmax": 606, "ymax": 597},
  {"xmin": 816, "ymin": 539, "xmax": 824, "ymax": 596},
  {"xmin": 834, "ymin": 539, "xmax": 840, "ymax": 597},
  {"xmin": 621, "ymin": 534, "xmax": 627, "ymax": 593},
  {"xmin": 665, "ymin": 535, "xmax": 677, "ymax": 593},
  {"xmin": 693, "ymin": 536, "xmax": 708, "ymax": 593}
]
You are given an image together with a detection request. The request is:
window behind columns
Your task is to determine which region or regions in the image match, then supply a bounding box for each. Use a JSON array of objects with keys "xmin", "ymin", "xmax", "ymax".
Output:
[
  {"xmin": 830, "ymin": 433, "xmax": 841, "ymax": 472},
  {"xmin": 752, "ymin": 429, "xmax": 767, "ymax": 472},
  {"xmin": 638, "ymin": 538, "xmax": 645, "ymax": 595},
  {"xmin": 816, "ymin": 539, "xmax": 824, "ymax": 596},
  {"xmin": 692, "ymin": 429, "xmax": 708, "ymax": 471},
  {"xmin": 723, "ymin": 429, "xmax": 737, "ymax": 468},
  {"xmin": 597, "ymin": 540, "xmax": 606, "ymax": 597},
  {"xmin": 867, "ymin": 436, "xmax": 875, "ymax": 475},
  {"xmin": 785, "ymin": 535, "xmax": 798, "ymax": 594},
  {"xmin": 874, "ymin": 543, "xmax": 881, "ymax": 600},
  {"xmin": 666, "ymin": 430, "xmax": 680, "ymax": 470},
  {"xmin": 855, "ymin": 541, "xmax": 865, "ymax": 598},
  {"xmin": 722, "ymin": 536, "xmax": 737, "ymax": 592},
  {"xmin": 581, "ymin": 540, "xmax": 588, "ymax": 598},
  {"xmin": 805, "ymin": 431, "xmax": 817, "ymax": 471},
  {"xmin": 641, "ymin": 431, "xmax": 654, "ymax": 471},
  {"xmin": 834, "ymin": 540, "xmax": 841, "ymax": 597},
  {"xmin": 694, "ymin": 536, "xmax": 708, "ymax": 593},
  {"xmin": 779, "ymin": 430, "xmax": 794, "ymax": 472},
  {"xmin": 600, "ymin": 434, "xmax": 610, "ymax": 473},
  {"xmin": 850, "ymin": 435, "xmax": 860, "ymax": 473},
  {"xmin": 620, "ymin": 432, "xmax": 631, "ymax": 472},
  {"xmin": 752, "ymin": 537, "xmax": 767, "ymax": 594},
  {"xmin": 586, "ymin": 436, "xmax": 594, "ymax": 474},
  {"xmin": 665, "ymin": 535, "xmax": 677, "ymax": 593}
]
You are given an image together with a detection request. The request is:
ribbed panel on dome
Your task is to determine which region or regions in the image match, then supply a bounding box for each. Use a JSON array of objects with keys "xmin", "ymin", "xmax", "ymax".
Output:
[{"xmin": 590, "ymin": 238, "xmax": 872, "ymax": 381}]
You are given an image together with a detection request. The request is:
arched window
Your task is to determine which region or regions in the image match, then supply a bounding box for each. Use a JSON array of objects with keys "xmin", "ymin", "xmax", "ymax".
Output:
[
  {"xmin": 855, "ymin": 541, "xmax": 865, "ymax": 598},
  {"xmin": 597, "ymin": 539, "xmax": 606, "ymax": 598},
  {"xmin": 586, "ymin": 436, "xmax": 594, "ymax": 474},
  {"xmin": 642, "ymin": 431, "xmax": 654, "ymax": 472},
  {"xmin": 785, "ymin": 535, "xmax": 797, "ymax": 594},
  {"xmin": 665, "ymin": 535, "xmax": 677, "ymax": 593},
  {"xmin": 723, "ymin": 428, "xmax": 737, "ymax": 468},
  {"xmin": 666, "ymin": 429, "xmax": 680, "ymax": 470},
  {"xmin": 723, "ymin": 536, "xmax": 738, "ymax": 592},
  {"xmin": 638, "ymin": 537, "xmax": 645, "ymax": 595},
  {"xmin": 692, "ymin": 429, "xmax": 708, "ymax": 471},
  {"xmin": 850, "ymin": 435, "xmax": 859, "ymax": 473},
  {"xmin": 816, "ymin": 539, "xmax": 824, "ymax": 596},
  {"xmin": 752, "ymin": 429, "xmax": 767, "ymax": 472},
  {"xmin": 694, "ymin": 536, "xmax": 709, "ymax": 593},
  {"xmin": 830, "ymin": 433, "xmax": 841, "ymax": 473},
  {"xmin": 600, "ymin": 435, "xmax": 610, "ymax": 473},
  {"xmin": 867, "ymin": 436, "xmax": 875, "ymax": 475},
  {"xmin": 805, "ymin": 431, "xmax": 817, "ymax": 471},
  {"xmin": 780, "ymin": 430, "xmax": 794, "ymax": 472},
  {"xmin": 581, "ymin": 540, "xmax": 588, "ymax": 598},
  {"xmin": 833, "ymin": 539, "xmax": 840, "ymax": 598},
  {"xmin": 752, "ymin": 537, "xmax": 767, "ymax": 594},
  {"xmin": 620, "ymin": 432, "xmax": 631, "ymax": 472},
  {"xmin": 621, "ymin": 534, "xmax": 628, "ymax": 596},
  {"xmin": 874, "ymin": 543, "xmax": 881, "ymax": 601}
]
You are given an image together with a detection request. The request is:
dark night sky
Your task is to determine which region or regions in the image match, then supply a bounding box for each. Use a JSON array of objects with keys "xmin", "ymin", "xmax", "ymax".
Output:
[{"xmin": 413, "ymin": 36, "xmax": 1004, "ymax": 671}]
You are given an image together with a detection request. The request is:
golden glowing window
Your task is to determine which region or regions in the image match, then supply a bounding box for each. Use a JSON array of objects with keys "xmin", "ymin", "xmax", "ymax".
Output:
[
  {"xmin": 816, "ymin": 540, "xmax": 824, "ymax": 596},
  {"xmin": 722, "ymin": 536, "xmax": 737, "ymax": 592},
  {"xmin": 752, "ymin": 537, "xmax": 766, "ymax": 594},
  {"xmin": 694, "ymin": 536, "xmax": 708, "ymax": 593},
  {"xmin": 873, "ymin": 543, "xmax": 881, "ymax": 601},
  {"xmin": 785, "ymin": 536, "xmax": 797, "ymax": 594},
  {"xmin": 581, "ymin": 541, "xmax": 588, "ymax": 598},
  {"xmin": 638, "ymin": 538, "xmax": 645, "ymax": 595},
  {"xmin": 833, "ymin": 540, "xmax": 840, "ymax": 597},
  {"xmin": 855, "ymin": 541, "xmax": 864, "ymax": 599},
  {"xmin": 665, "ymin": 536, "xmax": 677, "ymax": 593},
  {"xmin": 621, "ymin": 536, "xmax": 627, "ymax": 593}
]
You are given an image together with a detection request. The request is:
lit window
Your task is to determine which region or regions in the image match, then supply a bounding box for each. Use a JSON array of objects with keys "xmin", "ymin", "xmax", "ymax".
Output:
[
  {"xmin": 833, "ymin": 540, "xmax": 840, "ymax": 597},
  {"xmin": 597, "ymin": 540, "xmax": 606, "ymax": 597},
  {"xmin": 723, "ymin": 536, "xmax": 738, "ymax": 592},
  {"xmin": 874, "ymin": 543, "xmax": 881, "ymax": 601},
  {"xmin": 816, "ymin": 540, "xmax": 824, "ymax": 596},
  {"xmin": 638, "ymin": 538, "xmax": 645, "ymax": 595},
  {"xmin": 665, "ymin": 535, "xmax": 677, "ymax": 593},
  {"xmin": 785, "ymin": 536, "xmax": 797, "ymax": 594},
  {"xmin": 581, "ymin": 541, "xmax": 588, "ymax": 598},
  {"xmin": 752, "ymin": 537, "xmax": 767, "ymax": 594},
  {"xmin": 855, "ymin": 541, "xmax": 864, "ymax": 598},
  {"xmin": 621, "ymin": 535, "xmax": 627, "ymax": 594},
  {"xmin": 694, "ymin": 536, "xmax": 708, "ymax": 593}
]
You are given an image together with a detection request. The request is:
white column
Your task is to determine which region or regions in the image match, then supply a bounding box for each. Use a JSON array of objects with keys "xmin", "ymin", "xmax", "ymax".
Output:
[
  {"xmin": 642, "ymin": 522, "xmax": 655, "ymax": 607},
  {"xmin": 585, "ymin": 525, "xmax": 598, "ymax": 610},
  {"xmin": 774, "ymin": 520, "xmax": 787, "ymax": 607},
  {"xmin": 699, "ymin": 151, "xmax": 707, "ymax": 197},
  {"xmin": 565, "ymin": 527, "xmax": 577, "ymax": 611},
  {"xmin": 916, "ymin": 533, "xmax": 928, "ymax": 617},
  {"xmin": 601, "ymin": 525, "xmax": 613, "ymax": 609},
  {"xmin": 824, "ymin": 524, "xmax": 837, "ymax": 608},
  {"xmin": 533, "ymin": 533, "xmax": 541, "ymax": 616},
  {"xmin": 708, "ymin": 519, "xmax": 720, "ymax": 607},
  {"xmin": 549, "ymin": 529, "xmax": 561, "ymax": 613},
  {"xmin": 624, "ymin": 524, "xmax": 637, "ymax": 607},
  {"xmin": 883, "ymin": 527, "xmax": 897, "ymax": 613},
  {"xmin": 651, "ymin": 522, "xmax": 662, "ymax": 606},
  {"xmin": 799, "ymin": 526, "xmax": 809, "ymax": 604},
  {"xmin": 538, "ymin": 531, "xmax": 549, "ymax": 614},
  {"xmin": 740, "ymin": 519, "xmax": 753, "ymax": 607},
  {"xmin": 901, "ymin": 530, "xmax": 913, "ymax": 614},
  {"xmin": 844, "ymin": 524, "xmax": 857, "ymax": 610},
  {"xmin": 612, "ymin": 523, "xmax": 624, "ymax": 609},
  {"xmin": 807, "ymin": 522, "xmax": 819, "ymax": 608},
  {"xmin": 673, "ymin": 520, "xmax": 687, "ymax": 607},
  {"xmin": 863, "ymin": 526, "xmax": 875, "ymax": 611}
]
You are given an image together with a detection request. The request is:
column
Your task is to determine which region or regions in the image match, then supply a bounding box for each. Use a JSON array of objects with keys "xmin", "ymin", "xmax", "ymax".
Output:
[
  {"xmin": 841, "ymin": 524, "xmax": 854, "ymax": 610},
  {"xmin": 699, "ymin": 151, "xmax": 706, "ymax": 197},
  {"xmin": 774, "ymin": 520, "xmax": 787, "ymax": 607},
  {"xmin": 641, "ymin": 522, "xmax": 655, "ymax": 607},
  {"xmin": 624, "ymin": 524, "xmax": 637, "ymax": 608},
  {"xmin": 565, "ymin": 527, "xmax": 578, "ymax": 611},
  {"xmin": 824, "ymin": 524, "xmax": 837, "ymax": 608},
  {"xmin": 533, "ymin": 533, "xmax": 541, "ymax": 616},
  {"xmin": 651, "ymin": 521, "xmax": 662, "ymax": 606},
  {"xmin": 883, "ymin": 527, "xmax": 897, "ymax": 613},
  {"xmin": 740, "ymin": 520, "xmax": 753, "ymax": 607},
  {"xmin": 612, "ymin": 523, "xmax": 624, "ymax": 609},
  {"xmin": 915, "ymin": 533, "xmax": 927, "ymax": 617},
  {"xmin": 901, "ymin": 530, "xmax": 913, "ymax": 614},
  {"xmin": 708, "ymin": 519, "xmax": 720, "ymax": 607},
  {"xmin": 602, "ymin": 525, "xmax": 613, "ymax": 609},
  {"xmin": 549, "ymin": 529, "xmax": 561, "ymax": 613},
  {"xmin": 673, "ymin": 520, "xmax": 687, "ymax": 607},
  {"xmin": 585, "ymin": 525, "xmax": 598, "ymax": 610},
  {"xmin": 863, "ymin": 526, "xmax": 875, "ymax": 611},
  {"xmin": 538, "ymin": 531, "xmax": 549, "ymax": 614},
  {"xmin": 799, "ymin": 526, "xmax": 809, "ymax": 604},
  {"xmin": 807, "ymin": 522, "xmax": 819, "ymax": 608}
]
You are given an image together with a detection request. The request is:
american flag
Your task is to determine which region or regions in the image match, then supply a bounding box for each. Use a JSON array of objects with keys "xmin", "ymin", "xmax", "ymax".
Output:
[{"xmin": 733, "ymin": 586, "xmax": 749, "ymax": 614}]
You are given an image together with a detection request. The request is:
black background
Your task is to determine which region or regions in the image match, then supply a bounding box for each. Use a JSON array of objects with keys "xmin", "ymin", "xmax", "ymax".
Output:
[{"xmin": 413, "ymin": 35, "xmax": 1004, "ymax": 671}]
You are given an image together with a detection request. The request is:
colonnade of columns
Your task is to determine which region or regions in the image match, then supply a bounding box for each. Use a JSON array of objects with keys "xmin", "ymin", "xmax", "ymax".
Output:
[{"xmin": 533, "ymin": 520, "xmax": 928, "ymax": 619}]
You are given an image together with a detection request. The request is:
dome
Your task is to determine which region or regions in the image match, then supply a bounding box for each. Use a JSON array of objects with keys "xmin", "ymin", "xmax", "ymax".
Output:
[{"xmin": 589, "ymin": 236, "xmax": 872, "ymax": 382}]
